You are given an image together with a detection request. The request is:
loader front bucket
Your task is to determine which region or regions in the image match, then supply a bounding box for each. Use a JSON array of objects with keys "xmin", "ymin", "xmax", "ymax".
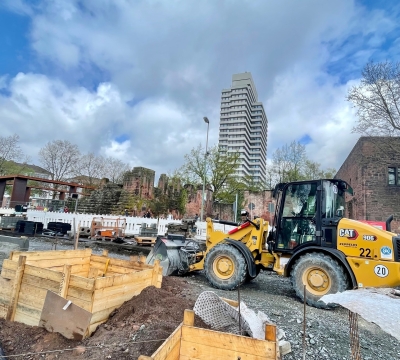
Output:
[{"xmin": 146, "ymin": 237, "xmax": 184, "ymax": 276}]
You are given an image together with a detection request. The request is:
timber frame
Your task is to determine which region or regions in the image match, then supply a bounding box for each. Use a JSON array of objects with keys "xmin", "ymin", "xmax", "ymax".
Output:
[
  {"xmin": 139, "ymin": 309, "xmax": 279, "ymax": 360},
  {"xmin": 0, "ymin": 249, "xmax": 162, "ymax": 337}
]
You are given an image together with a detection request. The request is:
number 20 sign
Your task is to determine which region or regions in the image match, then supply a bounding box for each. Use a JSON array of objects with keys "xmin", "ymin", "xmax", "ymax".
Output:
[{"xmin": 374, "ymin": 264, "xmax": 389, "ymax": 278}]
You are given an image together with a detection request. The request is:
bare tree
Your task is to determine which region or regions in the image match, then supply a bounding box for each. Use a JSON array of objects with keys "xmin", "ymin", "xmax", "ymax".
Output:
[
  {"xmin": 272, "ymin": 141, "xmax": 306, "ymax": 182},
  {"xmin": 103, "ymin": 157, "xmax": 130, "ymax": 184},
  {"xmin": 348, "ymin": 61, "xmax": 400, "ymax": 136},
  {"xmin": 0, "ymin": 134, "xmax": 24, "ymax": 175},
  {"xmin": 39, "ymin": 140, "xmax": 81, "ymax": 181},
  {"xmin": 76, "ymin": 153, "xmax": 106, "ymax": 186}
]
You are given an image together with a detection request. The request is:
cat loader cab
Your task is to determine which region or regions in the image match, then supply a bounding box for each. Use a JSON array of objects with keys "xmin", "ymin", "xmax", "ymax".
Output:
[
  {"xmin": 147, "ymin": 179, "xmax": 400, "ymax": 308},
  {"xmin": 270, "ymin": 179, "xmax": 400, "ymax": 307}
]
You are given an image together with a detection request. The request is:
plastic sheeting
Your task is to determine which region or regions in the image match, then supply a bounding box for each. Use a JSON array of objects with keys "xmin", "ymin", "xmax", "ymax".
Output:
[
  {"xmin": 320, "ymin": 288, "xmax": 400, "ymax": 341},
  {"xmin": 193, "ymin": 291, "xmax": 285, "ymax": 340}
]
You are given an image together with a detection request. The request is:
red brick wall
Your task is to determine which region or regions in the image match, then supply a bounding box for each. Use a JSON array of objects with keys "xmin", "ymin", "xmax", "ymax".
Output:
[{"xmin": 336, "ymin": 137, "xmax": 400, "ymax": 231}]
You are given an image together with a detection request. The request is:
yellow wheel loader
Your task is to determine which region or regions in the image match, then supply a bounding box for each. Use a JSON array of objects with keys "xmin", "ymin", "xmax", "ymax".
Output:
[{"xmin": 146, "ymin": 179, "xmax": 400, "ymax": 308}]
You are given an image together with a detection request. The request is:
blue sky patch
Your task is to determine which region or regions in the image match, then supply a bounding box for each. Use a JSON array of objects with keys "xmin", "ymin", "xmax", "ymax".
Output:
[
  {"xmin": 115, "ymin": 134, "xmax": 130, "ymax": 144},
  {"xmin": 0, "ymin": 9, "xmax": 33, "ymax": 77},
  {"xmin": 299, "ymin": 134, "xmax": 312, "ymax": 145}
]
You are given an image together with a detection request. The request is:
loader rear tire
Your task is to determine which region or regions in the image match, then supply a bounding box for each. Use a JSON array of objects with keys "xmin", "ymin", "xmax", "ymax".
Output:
[
  {"xmin": 204, "ymin": 244, "xmax": 247, "ymax": 290},
  {"xmin": 291, "ymin": 252, "xmax": 349, "ymax": 309}
]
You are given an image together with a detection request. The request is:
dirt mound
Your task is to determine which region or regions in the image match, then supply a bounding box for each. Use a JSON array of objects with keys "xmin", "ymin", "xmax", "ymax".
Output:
[{"xmin": 0, "ymin": 276, "xmax": 205, "ymax": 360}]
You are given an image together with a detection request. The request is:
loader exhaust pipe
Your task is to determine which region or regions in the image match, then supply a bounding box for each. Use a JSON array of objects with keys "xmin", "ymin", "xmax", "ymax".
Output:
[
  {"xmin": 386, "ymin": 215, "xmax": 394, "ymax": 232},
  {"xmin": 212, "ymin": 219, "xmax": 239, "ymax": 227}
]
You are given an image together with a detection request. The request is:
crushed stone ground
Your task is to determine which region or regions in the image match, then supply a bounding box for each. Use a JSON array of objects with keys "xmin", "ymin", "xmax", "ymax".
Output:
[{"xmin": 0, "ymin": 271, "xmax": 399, "ymax": 360}]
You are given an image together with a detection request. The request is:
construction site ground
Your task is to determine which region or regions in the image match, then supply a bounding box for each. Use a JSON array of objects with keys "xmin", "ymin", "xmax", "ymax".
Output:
[
  {"xmin": 0, "ymin": 235, "xmax": 399, "ymax": 359},
  {"xmin": 0, "ymin": 269, "xmax": 399, "ymax": 360}
]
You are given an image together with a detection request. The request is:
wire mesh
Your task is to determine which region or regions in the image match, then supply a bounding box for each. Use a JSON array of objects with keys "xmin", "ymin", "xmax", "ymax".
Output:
[{"xmin": 349, "ymin": 310, "xmax": 362, "ymax": 360}]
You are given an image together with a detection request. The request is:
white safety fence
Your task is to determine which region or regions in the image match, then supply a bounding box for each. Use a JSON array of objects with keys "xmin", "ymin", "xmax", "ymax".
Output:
[{"xmin": 21, "ymin": 210, "xmax": 236, "ymax": 238}]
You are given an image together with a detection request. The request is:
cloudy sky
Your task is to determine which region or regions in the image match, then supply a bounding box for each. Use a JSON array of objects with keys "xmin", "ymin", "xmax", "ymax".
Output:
[{"xmin": 1, "ymin": 0, "xmax": 400, "ymax": 179}]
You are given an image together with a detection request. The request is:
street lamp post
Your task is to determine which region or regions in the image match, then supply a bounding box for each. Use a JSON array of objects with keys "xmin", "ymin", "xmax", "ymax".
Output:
[{"xmin": 200, "ymin": 117, "xmax": 210, "ymax": 221}]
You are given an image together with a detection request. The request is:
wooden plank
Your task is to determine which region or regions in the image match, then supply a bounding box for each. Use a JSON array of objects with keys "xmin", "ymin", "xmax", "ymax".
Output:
[
  {"xmin": 39, "ymin": 291, "xmax": 92, "ymax": 341},
  {"xmin": 21, "ymin": 274, "xmax": 59, "ymax": 293},
  {"xmin": 15, "ymin": 301, "xmax": 43, "ymax": 320},
  {"xmin": 183, "ymin": 309, "xmax": 194, "ymax": 326},
  {"xmin": 265, "ymin": 324, "xmax": 277, "ymax": 342},
  {"xmin": 151, "ymin": 260, "xmax": 161, "ymax": 287},
  {"xmin": 88, "ymin": 267, "xmax": 99, "ymax": 279},
  {"xmin": 74, "ymin": 271, "xmax": 89, "ymax": 277},
  {"xmin": 58, "ymin": 265, "xmax": 72, "ymax": 299},
  {"xmin": 69, "ymin": 275, "xmax": 95, "ymax": 290},
  {"xmin": 24, "ymin": 265, "xmax": 63, "ymax": 282},
  {"xmin": 94, "ymin": 275, "xmax": 114, "ymax": 290},
  {"xmin": 87, "ymin": 319, "xmax": 107, "ymax": 336},
  {"xmin": 90, "ymin": 255, "xmax": 108, "ymax": 264},
  {"xmin": 151, "ymin": 324, "xmax": 182, "ymax": 360},
  {"xmin": 93, "ymin": 279, "xmax": 151, "ymax": 302},
  {"xmin": 0, "ymin": 304, "xmax": 8, "ymax": 319},
  {"xmin": 11, "ymin": 249, "xmax": 92, "ymax": 261},
  {"xmin": 94, "ymin": 268, "xmax": 153, "ymax": 290},
  {"xmin": 90, "ymin": 306, "xmax": 119, "ymax": 324},
  {"xmin": 6, "ymin": 255, "xmax": 26, "ymax": 321},
  {"xmin": 65, "ymin": 295, "xmax": 92, "ymax": 312},
  {"xmin": 2, "ymin": 259, "xmax": 17, "ymax": 270},
  {"xmin": 17, "ymin": 287, "xmax": 47, "ymax": 310},
  {"xmin": 48, "ymin": 263, "xmax": 90, "ymax": 275},
  {"xmin": 24, "ymin": 257, "xmax": 89, "ymax": 269},
  {"xmin": 14, "ymin": 307, "xmax": 40, "ymax": 327},
  {"xmin": 67, "ymin": 286, "xmax": 94, "ymax": 302},
  {"xmin": 106, "ymin": 264, "xmax": 136, "ymax": 274},
  {"xmin": 179, "ymin": 341, "xmax": 276, "ymax": 360},
  {"xmin": 102, "ymin": 249, "xmax": 109, "ymax": 257},
  {"xmin": 92, "ymin": 285, "xmax": 148, "ymax": 313},
  {"xmin": 91, "ymin": 255, "xmax": 153, "ymax": 270},
  {"xmin": 180, "ymin": 326, "xmax": 276, "ymax": 358},
  {"xmin": 1, "ymin": 268, "xmax": 15, "ymax": 280}
]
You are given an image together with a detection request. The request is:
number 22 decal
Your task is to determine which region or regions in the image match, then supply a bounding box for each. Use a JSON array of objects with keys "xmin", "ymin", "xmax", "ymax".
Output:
[{"xmin": 359, "ymin": 248, "xmax": 371, "ymax": 258}]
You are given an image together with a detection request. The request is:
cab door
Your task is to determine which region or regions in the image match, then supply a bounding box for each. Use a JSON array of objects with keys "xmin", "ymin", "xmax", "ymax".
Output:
[{"xmin": 275, "ymin": 181, "xmax": 320, "ymax": 252}]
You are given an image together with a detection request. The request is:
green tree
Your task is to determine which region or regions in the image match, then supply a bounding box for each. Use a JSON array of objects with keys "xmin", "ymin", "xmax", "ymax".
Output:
[{"xmin": 177, "ymin": 144, "xmax": 241, "ymax": 202}]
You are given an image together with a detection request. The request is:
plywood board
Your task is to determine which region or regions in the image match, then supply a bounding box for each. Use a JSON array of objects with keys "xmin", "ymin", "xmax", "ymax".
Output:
[
  {"xmin": 69, "ymin": 275, "xmax": 95, "ymax": 290},
  {"xmin": 180, "ymin": 327, "xmax": 276, "ymax": 358},
  {"xmin": 11, "ymin": 249, "xmax": 92, "ymax": 261},
  {"xmin": 151, "ymin": 324, "xmax": 182, "ymax": 360},
  {"xmin": 39, "ymin": 291, "xmax": 92, "ymax": 340}
]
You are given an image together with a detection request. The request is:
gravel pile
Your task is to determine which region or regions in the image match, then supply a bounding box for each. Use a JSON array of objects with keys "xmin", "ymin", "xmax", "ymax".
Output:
[{"xmin": 183, "ymin": 271, "xmax": 400, "ymax": 360}]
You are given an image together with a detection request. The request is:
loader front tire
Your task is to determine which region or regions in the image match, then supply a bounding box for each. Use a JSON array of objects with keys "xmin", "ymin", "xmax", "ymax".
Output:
[
  {"xmin": 291, "ymin": 252, "xmax": 350, "ymax": 309},
  {"xmin": 204, "ymin": 244, "xmax": 247, "ymax": 290}
]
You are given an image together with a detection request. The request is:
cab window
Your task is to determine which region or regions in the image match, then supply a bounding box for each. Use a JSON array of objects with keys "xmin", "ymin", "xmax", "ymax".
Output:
[{"xmin": 277, "ymin": 183, "xmax": 317, "ymax": 250}]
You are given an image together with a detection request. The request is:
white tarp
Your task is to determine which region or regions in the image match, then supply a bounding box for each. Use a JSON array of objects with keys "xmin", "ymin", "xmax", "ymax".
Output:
[{"xmin": 320, "ymin": 288, "xmax": 400, "ymax": 342}]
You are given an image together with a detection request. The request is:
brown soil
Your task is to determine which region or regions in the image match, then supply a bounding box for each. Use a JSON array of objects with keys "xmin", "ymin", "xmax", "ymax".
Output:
[{"xmin": 0, "ymin": 276, "xmax": 206, "ymax": 360}]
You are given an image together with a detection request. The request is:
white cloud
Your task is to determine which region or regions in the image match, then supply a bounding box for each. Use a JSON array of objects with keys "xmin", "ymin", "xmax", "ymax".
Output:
[{"xmin": 1, "ymin": 0, "xmax": 400, "ymax": 178}]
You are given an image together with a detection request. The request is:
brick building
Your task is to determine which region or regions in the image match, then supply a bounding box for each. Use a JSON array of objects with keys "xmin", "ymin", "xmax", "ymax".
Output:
[
  {"xmin": 335, "ymin": 137, "xmax": 400, "ymax": 231},
  {"xmin": 123, "ymin": 167, "xmax": 155, "ymax": 199}
]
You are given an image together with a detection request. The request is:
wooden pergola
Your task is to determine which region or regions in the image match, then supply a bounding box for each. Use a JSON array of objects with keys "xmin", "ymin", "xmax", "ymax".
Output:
[{"xmin": 0, "ymin": 174, "xmax": 96, "ymax": 208}]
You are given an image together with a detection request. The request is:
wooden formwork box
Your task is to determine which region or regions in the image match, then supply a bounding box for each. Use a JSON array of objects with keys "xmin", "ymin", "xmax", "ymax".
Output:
[
  {"xmin": 139, "ymin": 309, "xmax": 279, "ymax": 360},
  {"xmin": 0, "ymin": 249, "xmax": 162, "ymax": 337}
]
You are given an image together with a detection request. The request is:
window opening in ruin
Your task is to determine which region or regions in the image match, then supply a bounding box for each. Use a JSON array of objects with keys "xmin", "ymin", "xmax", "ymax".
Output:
[{"xmin": 387, "ymin": 167, "xmax": 400, "ymax": 185}]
